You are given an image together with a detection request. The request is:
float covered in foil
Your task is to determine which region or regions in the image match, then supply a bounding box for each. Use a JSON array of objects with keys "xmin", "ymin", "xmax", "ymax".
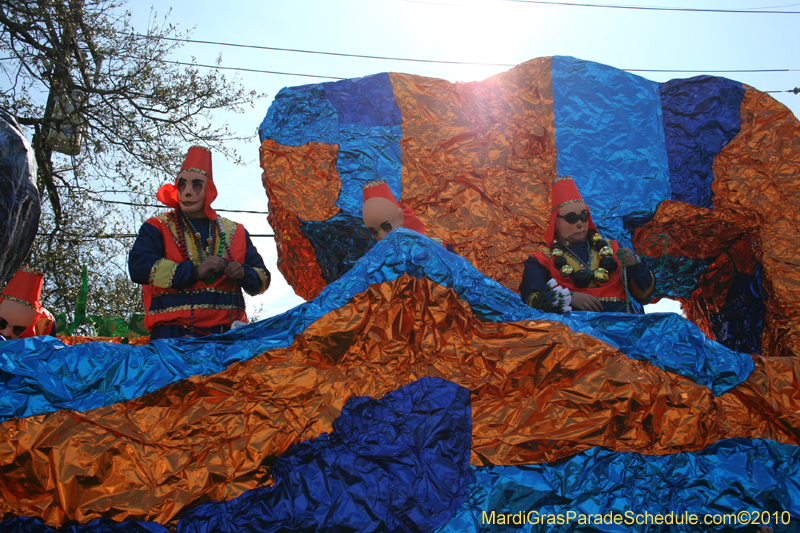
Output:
[
  {"xmin": 258, "ymin": 56, "xmax": 800, "ymax": 357},
  {"xmin": 0, "ymin": 230, "xmax": 798, "ymax": 532},
  {"xmin": 2, "ymin": 56, "xmax": 799, "ymax": 532}
]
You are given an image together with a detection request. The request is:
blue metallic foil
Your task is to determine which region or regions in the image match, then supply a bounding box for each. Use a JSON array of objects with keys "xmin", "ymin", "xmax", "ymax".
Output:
[
  {"xmin": 660, "ymin": 76, "xmax": 746, "ymax": 209},
  {"xmin": 176, "ymin": 377, "xmax": 472, "ymax": 533},
  {"xmin": 436, "ymin": 438, "xmax": 799, "ymax": 533},
  {"xmin": 0, "ymin": 230, "xmax": 753, "ymax": 421},
  {"xmin": 552, "ymin": 56, "xmax": 672, "ymax": 250},
  {"xmin": 710, "ymin": 264, "xmax": 767, "ymax": 354},
  {"xmin": 300, "ymin": 212, "xmax": 375, "ymax": 284}
]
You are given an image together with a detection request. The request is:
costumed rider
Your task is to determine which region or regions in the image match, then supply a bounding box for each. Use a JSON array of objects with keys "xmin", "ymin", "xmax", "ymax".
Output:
[
  {"xmin": 0, "ymin": 267, "xmax": 57, "ymax": 341},
  {"xmin": 520, "ymin": 176, "xmax": 655, "ymax": 313},
  {"xmin": 128, "ymin": 146, "xmax": 270, "ymax": 339},
  {"xmin": 362, "ymin": 179, "xmax": 455, "ymax": 251}
]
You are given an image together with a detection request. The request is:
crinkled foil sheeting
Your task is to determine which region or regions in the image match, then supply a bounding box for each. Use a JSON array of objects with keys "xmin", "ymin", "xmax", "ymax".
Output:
[
  {"xmin": 2, "ymin": 275, "xmax": 799, "ymax": 526},
  {"xmin": 57, "ymin": 336, "xmax": 150, "ymax": 346},
  {"xmin": 391, "ymin": 59, "xmax": 555, "ymax": 292},
  {"xmin": 259, "ymin": 139, "xmax": 341, "ymax": 223},
  {"xmin": 438, "ymin": 439, "xmax": 799, "ymax": 533},
  {"xmin": 636, "ymin": 88, "xmax": 800, "ymax": 355},
  {"xmin": 265, "ymin": 199, "xmax": 326, "ymax": 301}
]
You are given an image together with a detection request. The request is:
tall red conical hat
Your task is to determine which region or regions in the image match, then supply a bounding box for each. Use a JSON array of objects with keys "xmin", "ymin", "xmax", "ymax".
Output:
[
  {"xmin": 362, "ymin": 180, "xmax": 426, "ymax": 235},
  {"xmin": 0, "ymin": 266, "xmax": 44, "ymax": 310},
  {"xmin": 544, "ymin": 176, "xmax": 597, "ymax": 245},
  {"xmin": 157, "ymin": 146, "xmax": 218, "ymax": 220}
]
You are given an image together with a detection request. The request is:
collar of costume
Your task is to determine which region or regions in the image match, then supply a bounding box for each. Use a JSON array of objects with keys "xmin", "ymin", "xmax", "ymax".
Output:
[
  {"xmin": 157, "ymin": 145, "xmax": 218, "ymax": 220},
  {"xmin": 362, "ymin": 179, "xmax": 426, "ymax": 235},
  {"xmin": 544, "ymin": 176, "xmax": 598, "ymax": 245}
]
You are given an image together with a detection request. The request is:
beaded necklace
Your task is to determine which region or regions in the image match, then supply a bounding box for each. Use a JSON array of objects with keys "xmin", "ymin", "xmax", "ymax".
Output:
[{"xmin": 172, "ymin": 209, "xmax": 240, "ymax": 334}]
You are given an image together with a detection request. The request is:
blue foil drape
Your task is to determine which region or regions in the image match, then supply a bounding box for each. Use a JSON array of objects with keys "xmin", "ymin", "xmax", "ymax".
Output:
[
  {"xmin": 437, "ymin": 438, "xmax": 799, "ymax": 533},
  {"xmin": 551, "ymin": 56, "xmax": 672, "ymax": 250},
  {"xmin": 659, "ymin": 76, "xmax": 746, "ymax": 209},
  {"xmin": 176, "ymin": 377, "xmax": 472, "ymax": 533},
  {"xmin": 0, "ymin": 230, "xmax": 754, "ymax": 422}
]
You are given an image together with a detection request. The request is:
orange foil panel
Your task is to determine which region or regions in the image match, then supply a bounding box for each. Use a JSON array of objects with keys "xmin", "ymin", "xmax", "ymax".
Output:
[
  {"xmin": 632, "ymin": 200, "xmax": 755, "ymax": 260},
  {"xmin": 2, "ymin": 276, "xmax": 799, "ymax": 526},
  {"xmin": 260, "ymin": 139, "xmax": 341, "ymax": 222},
  {"xmin": 390, "ymin": 57, "xmax": 555, "ymax": 291},
  {"xmin": 266, "ymin": 201, "xmax": 326, "ymax": 300},
  {"xmin": 712, "ymin": 89, "xmax": 800, "ymax": 357}
]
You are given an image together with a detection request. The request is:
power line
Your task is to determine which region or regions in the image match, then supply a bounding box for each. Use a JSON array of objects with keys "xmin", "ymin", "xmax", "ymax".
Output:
[
  {"xmin": 97, "ymin": 198, "xmax": 270, "ymax": 215},
  {"xmin": 165, "ymin": 58, "xmax": 798, "ymax": 93},
  {"xmin": 144, "ymin": 35, "xmax": 517, "ymax": 68},
  {"xmin": 145, "ymin": 35, "xmax": 800, "ymax": 86},
  {"xmin": 625, "ymin": 68, "xmax": 800, "ymax": 73},
  {"xmin": 497, "ymin": 0, "xmax": 800, "ymax": 14},
  {"xmin": 163, "ymin": 60, "xmax": 346, "ymax": 80}
]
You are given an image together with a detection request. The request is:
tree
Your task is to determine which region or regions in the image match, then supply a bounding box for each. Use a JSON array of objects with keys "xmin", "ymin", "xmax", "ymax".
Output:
[{"xmin": 0, "ymin": 0, "xmax": 260, "ymax": 329}]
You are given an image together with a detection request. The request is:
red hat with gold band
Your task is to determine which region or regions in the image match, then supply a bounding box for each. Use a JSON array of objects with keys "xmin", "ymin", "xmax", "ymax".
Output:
[
  {"xmin": 0, "ymin": 266, "xmax": 44, "ymax": 309},
  {"xmin": 157, "ymin": 146, "xmax": 218, "ymax": 220},
  {"xmin": 0, "ymin": 267, "xmax": 56, "ymax": 339},
  {"xmin": 362, "ymin": 180, "xmax": 426, "ymax": 235},
  {"xmin": 544, "ymin": 176, "xmax": 598, "ymax": 245},
  {"xmin": 363, "ymin": 180, "xmax": 400, "ymax": 206}
]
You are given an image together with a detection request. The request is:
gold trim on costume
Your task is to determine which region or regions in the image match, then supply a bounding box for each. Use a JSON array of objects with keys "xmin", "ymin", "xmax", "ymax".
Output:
[
  {"xmin": 252, "ymin": 267, "xmax": 271, "ymax": 295},
  {"xmin": 555, "ymin": 199, "xmax": 584, "ymax": 209},
  {"xmin": 629, "ymin": 271, "xmax": 656, "ymax": 302},
  {"xmin": 148, "ymin": 303, "xmax": 241, "ymax": 315},
  {"xmin": 553, "ymin": 176, "xmax": 574, "ymax": 184},
  {"xmin": 597, "ymin": 297, "xmax": 626, "ymax": 303},
  {"xmin": 165, "ymin": 287, "xmax": 239, "ymax": 296},
  {"xmin": 364, "ymin": 179, "xmax": 388, "ymax": 189},
  {"xmin": 179, "ymin": 167, "xmax": 211, "ymax": 179},
  {"xmin": 525, "ymin": 291, "xmax": 547, "ymax": 309},
  {"xmin": 151, "ymin": 258, "xmax": 179, "ymax": 289},
  {"xmin": 0, "ymin": 294, "xmax": 36, "ymax": 310},
  {"xmin": 221, "ymin": 217, "xmax": 237, "ymax": 250},
  {"xmin": 18, "ymin": 265, "xmax": 45, "ymax": 276},
  {"xmin": 157, "ymin": 214, "xmax": 237, "ymax": 266}
]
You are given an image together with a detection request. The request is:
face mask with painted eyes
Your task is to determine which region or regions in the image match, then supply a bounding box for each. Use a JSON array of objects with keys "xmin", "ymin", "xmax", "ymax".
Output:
[
  {"xmin": 362, "ymin": 197, "xmax": 405, "ymax": 241},
  {"xmin": 177, "ymin": 171, "xmax": 208, "ymax": 218},
  {"xmin": 0, "ymin": 299, "xmax": 37, "ymax": 339}
]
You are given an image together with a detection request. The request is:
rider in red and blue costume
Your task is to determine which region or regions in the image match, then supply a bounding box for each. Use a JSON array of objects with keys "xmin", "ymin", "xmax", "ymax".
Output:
[
  {"xmin": 129, "ymin": 146, "xmax": 270, "ymax": 339},
  {"xmin": 520, "ymin": 176, "xmax": 654, "ymax": 313}
]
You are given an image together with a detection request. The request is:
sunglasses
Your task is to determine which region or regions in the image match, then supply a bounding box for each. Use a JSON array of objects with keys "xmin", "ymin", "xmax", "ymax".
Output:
[
  {"xmin": 557, "ymin": 210, "xmax": 589, "ymax": 225},
  {"xmin": 0, "ymin": 315, "xmax": 28, "ymax": 338}
]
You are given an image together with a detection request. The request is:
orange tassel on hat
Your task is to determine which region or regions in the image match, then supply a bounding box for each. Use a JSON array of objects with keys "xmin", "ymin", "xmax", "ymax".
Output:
[{"xmin": 157, "ymin": 146, "xmax": 219, "ymax": 220}]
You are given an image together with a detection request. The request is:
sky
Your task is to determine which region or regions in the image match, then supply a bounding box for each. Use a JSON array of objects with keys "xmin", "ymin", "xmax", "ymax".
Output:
[{"xmin": 105, "ymin": 0, "xmax": 800, "ymax": 318}]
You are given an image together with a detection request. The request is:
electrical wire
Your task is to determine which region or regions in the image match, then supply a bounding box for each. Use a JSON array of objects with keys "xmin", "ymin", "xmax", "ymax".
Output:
[
  {"xmin": 496, "ymin": 0, "xmax": 800, "ymax": 14},
  {"xmin": 96, "ymin": 198, "xmax": 270, "ymax": 215},
  {"xmin": 150, "ymin": 36, "xmax": 517, "ymax": 67}
]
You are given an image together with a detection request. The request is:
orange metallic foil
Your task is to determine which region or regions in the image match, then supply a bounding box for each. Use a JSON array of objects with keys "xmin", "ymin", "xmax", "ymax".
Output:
[
  {"xmin": 2, "ymin": 276, "xmax": 798, "ymax": 526},
  {"xmin": 260, "ymin": 139, "xmax": 341, "ymax": 223},
  {"xmin": 712, "ymin": 89, "xmax": 800, "ymax": 356},
  {"xmin": 266, "ymin": 199, "xmax": 326, "ymax": 301},
  {"xmin": 391, "ymin": 57, "xmax": 555, "ymax": 292}
]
